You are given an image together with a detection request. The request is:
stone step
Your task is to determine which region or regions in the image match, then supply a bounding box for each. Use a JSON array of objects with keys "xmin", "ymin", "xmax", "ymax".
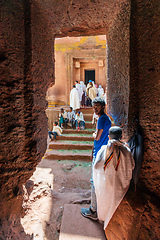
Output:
[
  {"xmin": 83, "ymin": 114, "xmax": 93, "ymax": 121},
  {"xmin": 54, "ymin": 135, "xmax": 93, "ymax": 141},
  {"xmin": 85, "ymin": 121, "xmax": 94, "ymax": 129},
  {"xmin": 44, "ymin": 149, "xmax": 92, "ymax": 161},
  {"xmin": 65, "ymin": 121, "xmax": 94, "ymax": 129},
  {"xmin": 59, "ymin": 204, "xmax": 106, "ymax": 240},
  {"xmin": 49, "ymin": 141, "xmax": 93, "ymax": 150},
  {"xmin": 62, "ymin": 129, "xmax": 95, "ymax": 134},
  {"xmin": 79, "ymin": 107, "xmax": 93, "ymax": 114}
]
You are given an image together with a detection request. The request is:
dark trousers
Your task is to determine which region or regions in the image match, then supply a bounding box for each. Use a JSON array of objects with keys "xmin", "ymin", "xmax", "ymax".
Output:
[
  {"xmin": 49, "ymin": 131, "xmax": 57, "ymax": 140},
  {"xmin": 70, "ymin": 119, "xmax": 75, "ymax": 128},
  {"xmin": 75, "ymin": 120, "xmax": 85, "ymax": 129},
  {"xmin": 86, "ymin": 98, "xmax": 92, "ymax": 106},
  {"xmin": 59, "ymin": 117, "xmax": 68, "ymax": 128}
]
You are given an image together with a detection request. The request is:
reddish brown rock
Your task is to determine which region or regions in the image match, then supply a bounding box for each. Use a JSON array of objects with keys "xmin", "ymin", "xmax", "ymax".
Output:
[{"xmin": 0, "ymin": 0, "xmax": 159, "ymax": 239}]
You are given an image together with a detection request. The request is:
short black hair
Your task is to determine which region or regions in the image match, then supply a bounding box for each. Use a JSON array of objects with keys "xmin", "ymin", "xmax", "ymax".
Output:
[
  {"xmin": 54, "ymin": 121, "xmax": 58, "ymax": 126},
  {"xmin": 70, "ymin": 107, "xmax": 73, "ymax": 110},
  {"xmin": 92, "ymin": 97, "xmax": 106, "ymax": 107},
  {"xmin": 75, "ymin": 81, "xmax": 78, "ymax": 83},
  {"xmin": 109, "ymin": 126, "xmax": 122, "ymax": 140},
  {"xmin": 60, "ymin": 108, "xmax": 64, "ymax": 111},
  {"xmin": 73, "ymin": 85, "xmax": 76, "ymax": 88}
]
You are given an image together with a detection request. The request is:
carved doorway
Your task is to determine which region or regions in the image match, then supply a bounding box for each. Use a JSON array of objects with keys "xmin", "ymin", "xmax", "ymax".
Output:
[{"xmin": 85, "ymin": 70, "xmax": 95, "ymax": 85}]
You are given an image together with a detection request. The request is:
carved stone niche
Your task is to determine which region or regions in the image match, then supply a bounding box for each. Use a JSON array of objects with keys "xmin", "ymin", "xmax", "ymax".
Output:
[{"xmin": 75, "ymin": 61, "xmax": 80, "ymax": 68}]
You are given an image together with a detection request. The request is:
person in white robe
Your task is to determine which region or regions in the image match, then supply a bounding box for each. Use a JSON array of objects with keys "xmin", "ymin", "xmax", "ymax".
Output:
[
  {"xmin": 80, "ymin": 81, "xmax": 86, "ymax": 107},
  {"xmin": 97, "ymin": 85, "xmax": 104, "ymax": 98},
  {"xmin": 75, "ymin": 81, "xmax": 83, "ymax": 102},
  {"xmin": 86, "ymin": 80, "xmax": 97, "ymax": 105},
  {"xmin": 70, "ymin": 85, "xmax": 81, "ymax": 111},
  {"xmin": 93, "ymin": 126, "xmax": 135, "ymax": 230}
]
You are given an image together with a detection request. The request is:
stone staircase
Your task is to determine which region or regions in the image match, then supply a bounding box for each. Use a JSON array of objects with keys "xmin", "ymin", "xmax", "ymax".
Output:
[{"xmin": 44, "ymin": 107, "xmax": 95, "ymax": 161}]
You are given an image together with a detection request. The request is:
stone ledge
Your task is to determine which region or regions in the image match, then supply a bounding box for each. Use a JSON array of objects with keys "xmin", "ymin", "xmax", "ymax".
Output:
[{"xmin": 59, "ymin": 204, "xmax": 106, "ymax": 240}]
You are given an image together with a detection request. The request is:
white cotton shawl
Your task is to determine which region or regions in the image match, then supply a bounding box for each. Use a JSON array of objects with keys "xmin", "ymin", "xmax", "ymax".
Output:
[
  {"xmin": 76, "ymin": 83, "xmax": 83, "ymax": 101},
  {"xmin": 86, "ymin": 83, "xmax": 97, "ymax": 100},
  {"xmin": 70, "ymin": 88, "xmax": 81, "ymax": 110},
  {"xmin": 93, "ymin": 140, "xmax": 135, "ymax": 230}
]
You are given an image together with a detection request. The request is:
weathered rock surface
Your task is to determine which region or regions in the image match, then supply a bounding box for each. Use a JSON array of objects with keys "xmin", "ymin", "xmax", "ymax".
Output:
[{"xmin": 0, "ymin": 0, "xmax": 159, "ymax": 239}]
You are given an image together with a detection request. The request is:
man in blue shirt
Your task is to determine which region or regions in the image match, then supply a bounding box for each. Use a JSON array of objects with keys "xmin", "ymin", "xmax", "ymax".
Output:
[{"xmin": 81, "ymin": 97, "xmax": 111, "ymax": 220}]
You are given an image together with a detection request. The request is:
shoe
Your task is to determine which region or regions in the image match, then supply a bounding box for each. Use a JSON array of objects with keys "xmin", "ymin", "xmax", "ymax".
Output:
[{"xmin": 81, "ymin": 206, "xmax": 98, "ymax": 221}]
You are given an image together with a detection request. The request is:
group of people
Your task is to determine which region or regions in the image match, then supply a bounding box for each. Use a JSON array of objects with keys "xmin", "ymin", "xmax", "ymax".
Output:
[
  {"xmin": 48, "ymin": 107, "xmax": 86, "ymax": 141},
  {"xmin": 58, "ymin": 107, "xmax": 85, "ymax": 130},
  {"xmin": 70, "ymin": 80, "xmax": 106, "ymax": 110},
  {"xmin": 48, "ymin": 95, "xmax": 135, "ymax": 231}
]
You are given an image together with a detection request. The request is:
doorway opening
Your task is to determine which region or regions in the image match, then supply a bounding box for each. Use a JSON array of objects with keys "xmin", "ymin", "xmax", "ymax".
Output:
[{"xmin": 85, "ymin": 70, "xmax": 95, "ymax": 85}]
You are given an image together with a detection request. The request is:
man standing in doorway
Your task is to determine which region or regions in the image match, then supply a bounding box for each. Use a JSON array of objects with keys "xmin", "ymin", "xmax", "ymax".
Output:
[
  {"xmin": 86, "ymin": 80, "xmax": 97, "ymax": 106},
  {"xmin": 81, "ymin": 97, "xmax": 111, "ymax": 220}
]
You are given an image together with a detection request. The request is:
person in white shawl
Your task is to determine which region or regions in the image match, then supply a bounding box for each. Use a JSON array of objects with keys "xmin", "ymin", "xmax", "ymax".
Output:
[
  {"xmin": 70, "ymin": 85, "xmax": 81, "ymax": 111},
  {"xmin": 93, "ymin": 126, "xmax": 135, "ymax": 230},
  {"xmin": 97, "ymin": 85, "xmax": 104, "ymax": 98},
  {"xmin": 80, "ymin": 81, "xmax": 86, "ymax": 107},
  {"xmin": 86, "ymin": 80, "xmax": 97, "ymax": 102},
  {"xmin": 75, "ymin": 81, "xmax": 83, "ymax": 102}
]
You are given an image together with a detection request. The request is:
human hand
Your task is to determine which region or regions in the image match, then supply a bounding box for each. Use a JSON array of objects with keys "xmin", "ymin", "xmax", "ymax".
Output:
[{"xmin": 90, "ymin": 155, "xmax": 93, "ymax": 162}]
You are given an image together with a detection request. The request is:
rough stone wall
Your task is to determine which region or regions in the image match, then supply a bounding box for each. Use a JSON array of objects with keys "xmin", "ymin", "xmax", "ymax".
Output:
[
  {"xmin": 107, "ymin": 2, "xmax": 130, "ymax": 133},
  {"xmin": 105, "ymin": 1, "xmax": 160, "ymax": 239},
  {"xmin": 0, "ymin": 0, "xmax": 160, "ymax": 239},
  {"xmin": 0, "ymin": 0, "xmax": 26, "ymax": 219},
  {"xmin": 0, "ymin": 0, "xmax": 54, "ymax": 226},
  {"xmin": 36, "ymin": 0, "xmax": 127, "ymax": 38},
  {"xmin": 129, "ymin": 0, "xmax": 160, "ymax": 198}
]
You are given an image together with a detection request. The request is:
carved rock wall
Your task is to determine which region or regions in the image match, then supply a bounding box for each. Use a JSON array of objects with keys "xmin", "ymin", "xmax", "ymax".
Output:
[
  {"xmin": 129, "ymin": 0, "xmax": 160, "ymax": 198},
  {"xmin": 0, "ymin": 0, "xmax": 54, "ymax": 222},
  {"xmin": 0, "ymin": 0, "xmax": 159, "ymax": 239},
  {"xmin": 107, "ymin": 2, "xmax": 130, "ymax": 131}
]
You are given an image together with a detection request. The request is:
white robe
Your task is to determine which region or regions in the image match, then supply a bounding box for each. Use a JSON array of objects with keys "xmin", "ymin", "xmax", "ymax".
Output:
[
  {"xmin": 86, "ymin": 83, "xmax": 97, "ymax": 100},
  {"xmin": 70, "ymin": 88, "xmax": 81, "ymax": 110},
  {"xmin": 98, "ymin": 86, "xmax": 104, "ymax": 98},
  {"xmin": 93, "ymin": 140, "xmax": 135, "ymax": 230},
  {"xmin": 76, "ymin": 83, "xmax": 83, "ymax": 102},
  {"xmin": 80, "ymin": 81, "xmax": 86, "ymax": 92}
]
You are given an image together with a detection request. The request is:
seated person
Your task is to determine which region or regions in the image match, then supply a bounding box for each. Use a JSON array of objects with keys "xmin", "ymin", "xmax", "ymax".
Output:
[
  {"xmin": 59, "ymin": 108, "xmax": 68, "ymax": 128},
  {"xmin": 92, "ymin": 126, "xmax": 135, "ymax": 230},
  {"xmin": 48, "ymin": 122, "xmax": 62, "ymax": 141},
  {"xmin": 67, "ymin": 107, "xmax": 76, "ymax": 129},
  {"xmin": 75, "ymin": 111, "xmax": 85, "ymax": 130}
]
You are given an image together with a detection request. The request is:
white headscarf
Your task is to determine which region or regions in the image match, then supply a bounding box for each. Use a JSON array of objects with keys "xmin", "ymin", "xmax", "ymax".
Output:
[{"xmin": 80, "ymin": 81, "xmax": 86, "ymax": 92}]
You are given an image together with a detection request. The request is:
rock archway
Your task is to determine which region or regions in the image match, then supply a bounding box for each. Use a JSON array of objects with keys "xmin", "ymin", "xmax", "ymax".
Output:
[{"xmin": 0, "ymin": 0, "xmax": 159, "ymax": 239}]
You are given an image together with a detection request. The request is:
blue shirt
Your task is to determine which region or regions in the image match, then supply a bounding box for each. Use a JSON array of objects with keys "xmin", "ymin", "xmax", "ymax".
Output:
[{"xmin": 93, "ymin": 114, "xmax": 111, "ymax": 158}]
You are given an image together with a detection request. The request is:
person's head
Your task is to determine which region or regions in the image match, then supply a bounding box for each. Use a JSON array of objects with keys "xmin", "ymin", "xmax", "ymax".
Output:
[
  {"xmin": 109, "ymin": 126, "xmax": 122, "ymax": 140},
  {"xmin": 92, "ymin": 97, "xmax": 106, "ymax": 116},
  {"xmin": 77, "ymin": 111, "xmax": 81, "ymax": 116},
  {"xmin": 69, "ymin": 107, "xmax": 73, "ymax": 112},
  {"xmin": 89, "ymin": 80, "xmax": 92, "ymax": 85},
  {"xmin": 54, "ymin": 121, "xmax": 58, "ymax": 126},
  {"xmin": 75, "ymin": 81, "xmax": 78, "ymax": 84},
  {"xmin": 73, "ymin": 85, "xmax": 76, "ymax": 88},
  {"xmin": 60, "ymin": 108, "xmax": 64, "ymax": 113}
]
